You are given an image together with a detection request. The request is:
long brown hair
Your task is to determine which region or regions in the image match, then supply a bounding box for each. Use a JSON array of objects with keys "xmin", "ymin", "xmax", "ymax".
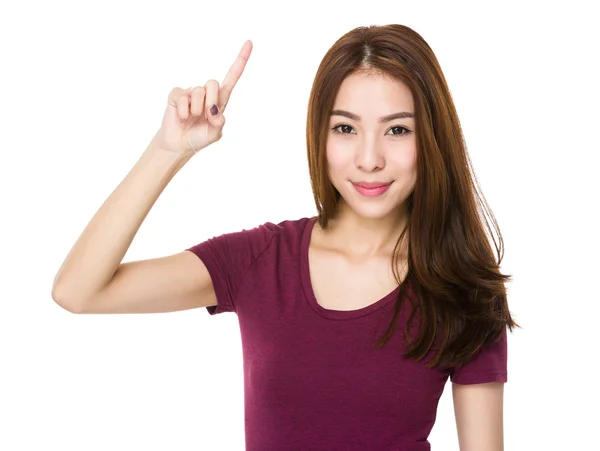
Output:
[{"xmin": 306, "ymin": 24, "xmax": 520, "ymax": 369}]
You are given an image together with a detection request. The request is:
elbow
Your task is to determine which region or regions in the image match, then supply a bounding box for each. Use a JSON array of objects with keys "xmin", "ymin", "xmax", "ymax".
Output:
[{"xmin": 51, "ymin": 284, "xmax": 85, "ymax": 314}]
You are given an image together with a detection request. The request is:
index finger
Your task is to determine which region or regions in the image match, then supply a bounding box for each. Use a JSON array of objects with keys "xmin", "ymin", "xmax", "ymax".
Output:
[{"xmin": 219, "ymin": 40, "xmax": 253, "ymax": 113}]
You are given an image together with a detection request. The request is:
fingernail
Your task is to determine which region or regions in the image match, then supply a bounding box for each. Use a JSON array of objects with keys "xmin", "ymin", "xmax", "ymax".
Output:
[{"xmin": 210, "ymin": 104, "xmax": 218, "ymax": 116}]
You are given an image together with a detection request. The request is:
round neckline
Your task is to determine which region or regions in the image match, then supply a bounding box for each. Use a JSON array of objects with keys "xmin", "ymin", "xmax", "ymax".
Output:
[{"xmin": 300, "ymin": 216, "xmax": 404, "ymax": 320}]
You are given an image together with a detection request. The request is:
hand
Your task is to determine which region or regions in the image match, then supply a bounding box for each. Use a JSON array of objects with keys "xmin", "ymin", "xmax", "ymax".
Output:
[{"xmin": 153, "ymin": 40, "xmax": 253, "ymax": 155}]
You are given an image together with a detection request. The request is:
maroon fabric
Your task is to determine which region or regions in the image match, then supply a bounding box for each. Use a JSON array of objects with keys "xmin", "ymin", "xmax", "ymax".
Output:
[{"xmin": 186, "ymin": 217, "xmax": 507, "ymax": 450}]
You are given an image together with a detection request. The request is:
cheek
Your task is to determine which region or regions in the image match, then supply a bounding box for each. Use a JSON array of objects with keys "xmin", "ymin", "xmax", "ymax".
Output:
[
  {"xmin": 391, "ymin": 146, "xmax": 417, "ymax": 170},
  {"xmin": 325, "ymin": 142, "xmax": 352, "ymax": 174}
]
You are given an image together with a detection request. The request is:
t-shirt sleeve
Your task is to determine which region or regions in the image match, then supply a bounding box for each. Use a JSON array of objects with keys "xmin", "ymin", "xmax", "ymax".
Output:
[
  {"xmin": 449, "ymin": 327, "xmax": 508, "ymax": 385},
  {"xmin": 185, "ymin": 222, "xmax": 276, "ymax": 315}
]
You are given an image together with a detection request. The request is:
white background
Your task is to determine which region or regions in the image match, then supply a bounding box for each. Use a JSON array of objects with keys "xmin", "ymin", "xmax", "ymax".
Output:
[{"xmin": 1, "ymin": 0, "xmax": 598, "ymax": 449}]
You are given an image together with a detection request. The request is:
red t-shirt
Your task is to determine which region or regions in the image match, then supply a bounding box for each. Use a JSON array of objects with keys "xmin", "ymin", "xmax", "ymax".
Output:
[{"xmin": 186, "ymin": 217, "xmax": 507, "ymax": 450}]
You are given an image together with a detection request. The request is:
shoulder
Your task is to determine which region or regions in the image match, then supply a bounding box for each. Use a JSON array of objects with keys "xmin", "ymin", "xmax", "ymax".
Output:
[
  {"xmin": 237, "ymin": 216, "xmax": 316, "ymax": 261},
  {"xmin": 271, "ymin": 216, "xmax": 315, "ymax": 237},
  {"xmin": 189, "ymin": 216, "xmax": 313, "ymax": 254},
  {"xmin": 225, "ymin": 216, "xmax": 312, "ymax": 240}
]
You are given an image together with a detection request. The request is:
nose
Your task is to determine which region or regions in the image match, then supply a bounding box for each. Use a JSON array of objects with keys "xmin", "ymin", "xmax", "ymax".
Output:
[{"xmin": 354, "ymin": 136, "xmax": 385, "ymax": 172}]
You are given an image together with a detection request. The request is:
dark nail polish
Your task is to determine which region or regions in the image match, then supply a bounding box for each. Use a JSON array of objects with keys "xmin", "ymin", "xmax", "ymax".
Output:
[{"xmin": 210, "ymin": 104, "xmax": 218, "ymax": 116}]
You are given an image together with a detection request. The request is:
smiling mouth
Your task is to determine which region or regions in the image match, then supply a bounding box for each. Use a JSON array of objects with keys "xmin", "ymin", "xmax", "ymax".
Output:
[{"xmin": 351, "ymin": 181, "xmax": 393, "ymax": 197}]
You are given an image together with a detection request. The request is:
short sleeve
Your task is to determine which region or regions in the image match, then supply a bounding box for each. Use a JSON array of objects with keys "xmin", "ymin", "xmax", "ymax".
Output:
[
  {"xmin": 449, "ymin": 327, "xmax": 508, "ymax": 385},
  {"xmin": 185, "ymin": 222, "xmax": 276, "ymax": 315}
]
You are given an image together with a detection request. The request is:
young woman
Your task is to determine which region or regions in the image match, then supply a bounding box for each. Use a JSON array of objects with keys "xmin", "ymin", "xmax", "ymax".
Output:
[{"xmin": 52, "ymin": 24, "xmax": 518, "ymax": 451}]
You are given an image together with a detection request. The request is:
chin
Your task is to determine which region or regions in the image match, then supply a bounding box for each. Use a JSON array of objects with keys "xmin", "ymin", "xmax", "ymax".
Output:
[
  {"xmin": 341, "ymin": 199, "xmax": 401, "ymax": 221},
  {"xmin": 356, "ymin": 207, "xmax": 399, "ymax": 221}
]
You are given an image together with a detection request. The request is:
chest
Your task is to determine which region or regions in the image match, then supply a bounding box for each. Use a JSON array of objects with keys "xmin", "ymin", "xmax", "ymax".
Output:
[
  {"xmin": 243, "ymin": 312, "xmax": 447, "ymax": 445},
  {"xmin": 308, "ymin": 246, "xmax": 407, "ymax": 311}
]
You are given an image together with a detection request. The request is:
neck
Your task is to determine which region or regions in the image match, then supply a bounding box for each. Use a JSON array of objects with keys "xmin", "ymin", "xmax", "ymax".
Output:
[{"xmin": 320, "ymin": 200, "xmax": 409, "ymax": 258}]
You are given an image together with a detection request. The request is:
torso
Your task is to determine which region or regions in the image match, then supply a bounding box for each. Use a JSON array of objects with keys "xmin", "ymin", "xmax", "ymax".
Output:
[{"xmin": 308, "ymin": 221, "xmax": 408, "ymax": 311}]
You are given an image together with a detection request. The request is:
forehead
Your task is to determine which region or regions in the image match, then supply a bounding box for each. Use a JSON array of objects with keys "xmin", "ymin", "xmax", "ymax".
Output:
[{"xmin": 333, "ymin": 72, "xmax": 414, "ymax": 113}]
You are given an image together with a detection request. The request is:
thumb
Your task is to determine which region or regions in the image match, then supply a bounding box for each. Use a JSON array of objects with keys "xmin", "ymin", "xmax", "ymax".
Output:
[{"xmin": 206, "ymin": 102, "xmax": 226, "ymax": 129}]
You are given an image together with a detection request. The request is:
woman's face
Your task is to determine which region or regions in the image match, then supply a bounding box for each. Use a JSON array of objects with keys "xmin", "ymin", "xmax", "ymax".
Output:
[{"xmin": 326, "ymin": 71, "xmax": 417, "ymax": 222}]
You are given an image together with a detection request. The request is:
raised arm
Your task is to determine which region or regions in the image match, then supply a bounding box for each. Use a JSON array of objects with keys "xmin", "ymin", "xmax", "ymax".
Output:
[{"xmin": 51, "ymin": 41, "xmax": 253, "ymax": 314}]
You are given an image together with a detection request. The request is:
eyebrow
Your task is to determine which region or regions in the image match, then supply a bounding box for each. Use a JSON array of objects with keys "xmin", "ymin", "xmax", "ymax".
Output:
[{"xmin": 330, "ymin": 109, "xmax": 415, "ymax": 123}]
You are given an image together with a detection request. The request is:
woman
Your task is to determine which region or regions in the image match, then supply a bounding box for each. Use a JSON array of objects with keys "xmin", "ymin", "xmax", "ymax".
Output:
[{"xmin": 52, "ymin": 24, "xmax": 518, "ymax": 450}]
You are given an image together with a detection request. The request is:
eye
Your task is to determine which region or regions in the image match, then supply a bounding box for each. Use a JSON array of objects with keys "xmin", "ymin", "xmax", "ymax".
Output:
[
  {"xmin": 331, "ymin": 124, "xmax": 355, "ymax": 135},
  {"xmin": 387, "ymin": 126, "xmax": 412, "ymax": 136}
]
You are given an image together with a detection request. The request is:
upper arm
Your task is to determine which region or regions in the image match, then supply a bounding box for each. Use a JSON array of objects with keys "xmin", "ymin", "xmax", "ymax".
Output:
[
  {"xmin": 74, "ymin": 251, "xmax": 216, "ymax": 314},
  {"xmin": 452, "ymin": 381, "xmax": 504, "ymax": 451},
  {"xmin": 68, "ymin": 220, "xmax": 277, "ymax": 315},
  {"xmin": 447, "ymin": 327, "xmax": 508, "ymax": 449}
]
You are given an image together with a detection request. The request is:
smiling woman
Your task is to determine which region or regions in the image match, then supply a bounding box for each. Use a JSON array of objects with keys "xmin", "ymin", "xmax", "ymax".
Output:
[{"xmin": 52, "ymin": 23, "xmax": 517, "ymax": 451}]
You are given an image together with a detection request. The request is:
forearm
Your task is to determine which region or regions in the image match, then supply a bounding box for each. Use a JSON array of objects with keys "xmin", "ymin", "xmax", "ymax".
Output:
[{"xmin": 52, "ymin": 139, "xmax": 192, "ymax": 308}]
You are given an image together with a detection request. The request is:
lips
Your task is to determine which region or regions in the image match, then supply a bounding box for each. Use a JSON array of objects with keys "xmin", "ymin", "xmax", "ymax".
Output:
[
  {"xmin": 351, "ymin": 181, "xmax": 393, "ymax": 197},
  {"xmin": 352, "ymin": 181, "xmax": 392, "ymax": 189}
]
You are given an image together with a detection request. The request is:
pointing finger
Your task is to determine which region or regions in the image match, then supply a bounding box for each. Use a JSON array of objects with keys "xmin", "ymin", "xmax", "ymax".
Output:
[{"xmin": 219, "ymin": 40, "xmax": 253, "ymax": 113}]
